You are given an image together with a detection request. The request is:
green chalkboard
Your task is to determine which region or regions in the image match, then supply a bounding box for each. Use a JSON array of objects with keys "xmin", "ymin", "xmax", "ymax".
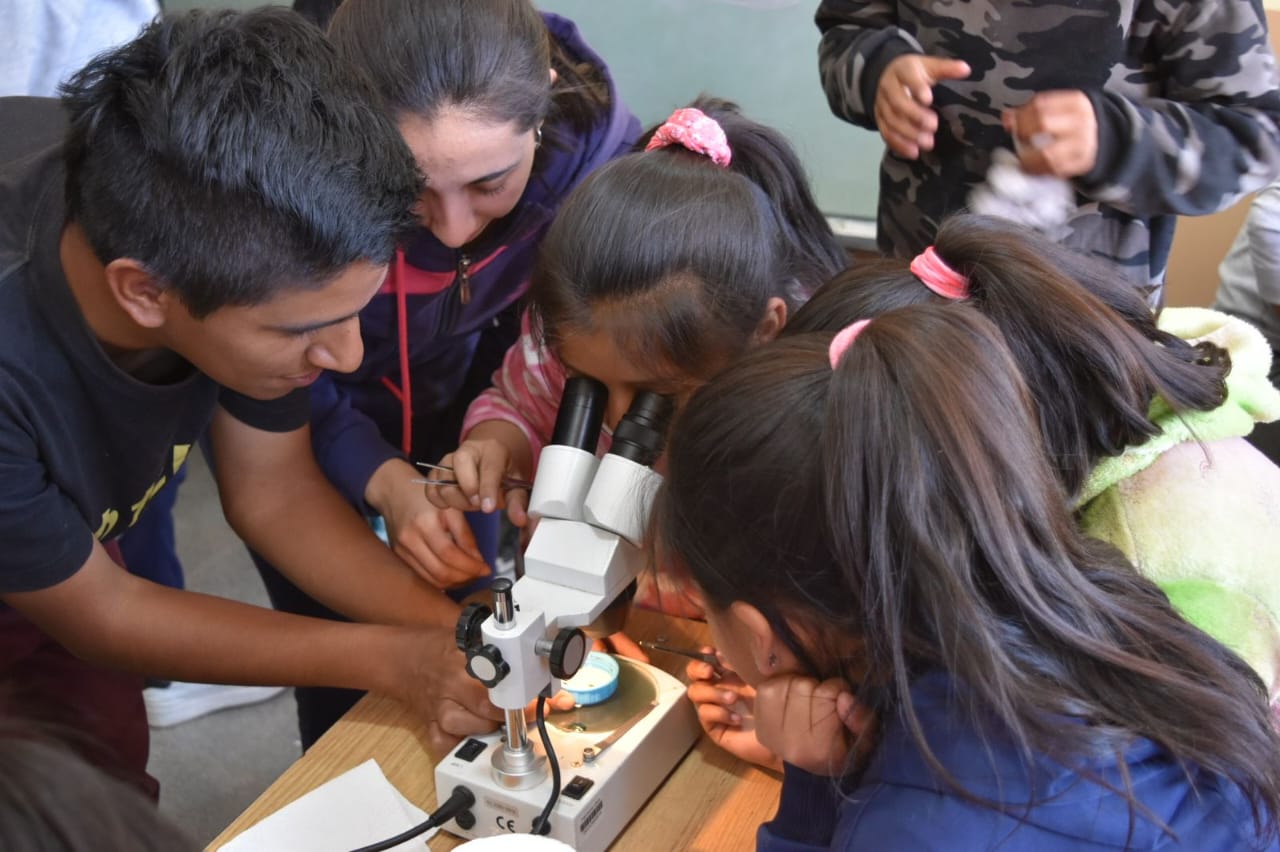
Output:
[{"xmin": 538, "ymin": 0, "xmax": 881, "ymax": 222}]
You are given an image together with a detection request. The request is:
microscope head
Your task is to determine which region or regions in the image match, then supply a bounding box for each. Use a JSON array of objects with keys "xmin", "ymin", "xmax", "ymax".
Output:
[
  {"xmin": 456, "ymin": 378, "xmax": 674, "ymax": 709},
  {"xmin": 524, "ymin": 378, "xmax": 673, "ymax": 623}
]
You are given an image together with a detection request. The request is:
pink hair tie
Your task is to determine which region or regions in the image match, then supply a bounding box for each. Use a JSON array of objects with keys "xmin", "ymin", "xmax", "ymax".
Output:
[
  {"xmin": 828, "ymin": 319, "xmax": 872, "ymax": 369},
  {"xmin": 910, "ymin": 246, "xmax": 968, "ymax": 300},
  {"xmin": 644, "ymin": 107, "xmax": 732, "ymax": 167}
]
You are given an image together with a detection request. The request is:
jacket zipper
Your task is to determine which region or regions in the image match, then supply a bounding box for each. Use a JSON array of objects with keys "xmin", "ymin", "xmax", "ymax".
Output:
[{"xmin": 456, "ymin": 252, "xmax": 472, "ymax": 305}]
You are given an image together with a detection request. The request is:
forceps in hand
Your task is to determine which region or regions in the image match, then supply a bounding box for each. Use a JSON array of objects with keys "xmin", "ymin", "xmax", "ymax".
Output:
[
  {"xmin": 638, "ymin": 640, "xmax": 723, "ymax": 670},
  {"xmin": 411, "ymin": 461, "xmax": 533, "ymax": 491}
]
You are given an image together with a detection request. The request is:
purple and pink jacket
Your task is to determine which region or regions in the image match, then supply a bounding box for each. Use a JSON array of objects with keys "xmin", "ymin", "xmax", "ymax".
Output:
[{"xmin": 310, "ymin": 13, "xmax": 640, "ymax": 509}]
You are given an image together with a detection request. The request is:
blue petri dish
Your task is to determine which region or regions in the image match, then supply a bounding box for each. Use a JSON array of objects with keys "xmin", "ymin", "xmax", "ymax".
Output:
[{"xmin": 562, "ymin": 652, "xmax": 620, "ymax": 706}]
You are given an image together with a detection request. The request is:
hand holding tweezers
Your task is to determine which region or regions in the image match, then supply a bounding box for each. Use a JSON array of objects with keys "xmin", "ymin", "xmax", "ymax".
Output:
[
  {"xmin": 638, "ymin": 640, "xmax": 723, "ymax": 669},
  {"xmin": 412, "ymin": 461, "xmax": 533, "ymax": 492}
]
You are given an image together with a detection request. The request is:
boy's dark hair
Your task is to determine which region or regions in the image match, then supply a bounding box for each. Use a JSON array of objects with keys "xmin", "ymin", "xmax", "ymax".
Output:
[
  {"xmin": 531, "ymin": 96, "xmax": 846, "ymax": 377},
  {"xmin": 658, "ymin": 305, "xmax": 1280, "ymax": 838},
  {"xmin": 59, "ymin": 8, "xmax": 422, "ymax": 318},
  {"xmin": 789, "ymin": 214, "xmax": 1230, "ymax": 497},
  {"xmin": 328, "ymin": 0, "xmax": 611, "ymax": 164}
]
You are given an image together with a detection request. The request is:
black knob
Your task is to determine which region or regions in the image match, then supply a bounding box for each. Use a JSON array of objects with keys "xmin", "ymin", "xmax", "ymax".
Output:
[
  {"xmin": 466, "ymin": 645, "xmax": 509, "ymax": 688},
  {"xmin": 455, "ymin": 603, "xmax": 491, "ymax": 652},
  {"xmin": 548, "ymin": 628, "xmax": 588, "ymax": 680}
]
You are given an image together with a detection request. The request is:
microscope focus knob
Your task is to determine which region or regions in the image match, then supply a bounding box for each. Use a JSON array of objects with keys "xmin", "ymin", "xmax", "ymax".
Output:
[
  {"xmin": 548, "ymin": 628, "xmax": 588, "ymax": 680},
  {"xmin": 456, "ymin": 603, "xmax": 491, "ymax": 652},
  {"xmin": 466, "ymin": 645, "xmax": 509, "ymax": 688}
]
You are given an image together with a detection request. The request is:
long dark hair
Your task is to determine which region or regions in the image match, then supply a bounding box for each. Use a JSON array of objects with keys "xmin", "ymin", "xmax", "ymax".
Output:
[
  {"xmin": 531, "ymin": 96, "xmax": 845, "ymax": 377},
  {"xmin": 788, "ymin": 214, "xmax": 1229, "ymax": 498},
  {"xmin": 658, "ymin": 305, "xmax": 1280, "ymax": 836},
  {"xmin": 328, "ymin": 0, "xmax": 610, "ymax": 159}
]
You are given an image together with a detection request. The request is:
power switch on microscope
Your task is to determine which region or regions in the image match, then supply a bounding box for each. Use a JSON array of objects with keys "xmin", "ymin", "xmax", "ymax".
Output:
[
  {"xmin": 454, "ymin": 738, "xmax": 487, "ymax": 762},
  {"xmin": 561, "ymin": 775, "xmax": 594, "ymax": 800}
]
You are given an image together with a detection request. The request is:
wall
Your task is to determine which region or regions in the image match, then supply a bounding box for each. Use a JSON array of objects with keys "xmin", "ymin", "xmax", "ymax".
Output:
[{"xmin": 1163, "ymin": 7, "xmax": 1280, "ymax": 307}]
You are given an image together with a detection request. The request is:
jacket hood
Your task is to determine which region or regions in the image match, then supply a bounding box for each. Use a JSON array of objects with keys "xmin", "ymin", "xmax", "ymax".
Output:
[{"xmin": 402, "ymin": 11, "xmax": 639, "ymax": 272}]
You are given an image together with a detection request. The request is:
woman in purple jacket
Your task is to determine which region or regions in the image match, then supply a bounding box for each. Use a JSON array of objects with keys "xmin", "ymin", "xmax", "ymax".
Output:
[{"xmin": 275, "ymin": 0, "xmax": 639, "ymax": 747}]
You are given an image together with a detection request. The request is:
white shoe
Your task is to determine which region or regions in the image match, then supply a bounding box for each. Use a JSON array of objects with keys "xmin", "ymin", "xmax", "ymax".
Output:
[{"xmin": 143, "ymin": 681, "xmax": 286, "ymax": 728}]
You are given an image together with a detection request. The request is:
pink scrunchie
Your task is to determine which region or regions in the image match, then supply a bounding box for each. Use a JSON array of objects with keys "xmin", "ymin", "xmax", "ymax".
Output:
[
  {"xmin": 828, "ymin": 319, "xmax": 872, "ymax": 369},
  {"xmin": 644, "ymin": 107, "xmax": 732, "ymax": 167},
  {"xmin": 909, "ymin": 246, "xmax": 968, "ymax": 300}
]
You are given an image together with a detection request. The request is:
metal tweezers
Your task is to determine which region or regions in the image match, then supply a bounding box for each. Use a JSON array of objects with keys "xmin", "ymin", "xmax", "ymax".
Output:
[
  {"xmin": 411, "ymin": 461, "xmax": 533, "ymax": 491},
  {"xmin": 638, "ymin": 640, "xmax": 722, "ymax": 669}
]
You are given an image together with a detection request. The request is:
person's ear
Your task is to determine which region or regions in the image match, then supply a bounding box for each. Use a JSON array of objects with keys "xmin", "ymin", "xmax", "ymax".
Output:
[
  {"xmin": 549, "ymin": 67, "xmax": 559, "ymax": 87},
  {"xmin": 727, "ymin": 601, "xmax": 801, "ymax": 675},
  {"xmin": 753, "ymin": 297, "xmax": 789, "ymax": 344},
  {"xmin": 103, "ymin": 258, "xmax": 170, "ymax": 329}
]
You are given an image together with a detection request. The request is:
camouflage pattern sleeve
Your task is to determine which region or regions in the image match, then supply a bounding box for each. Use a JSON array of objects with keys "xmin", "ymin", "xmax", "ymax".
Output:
[
  {"xmin": 1077, "ymin": 0, "xmax": 1280, "ymax": 219},
  {"xmin": 815, "ymin": 0, "xmax": 922, "ymax": 130}
]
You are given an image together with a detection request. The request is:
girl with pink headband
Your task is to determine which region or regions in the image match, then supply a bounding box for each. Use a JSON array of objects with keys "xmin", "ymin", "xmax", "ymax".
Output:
[
  {"xmin": 655, "ymin": 303, "xmax": 1280, "ymax": 850},
  {"xmin": 425, "ymin": 96, "xmax": 846, "ymax": 616},
  {"xmin": 691, "ymin": 212, "xmax": 1280, "ymax": 769}
]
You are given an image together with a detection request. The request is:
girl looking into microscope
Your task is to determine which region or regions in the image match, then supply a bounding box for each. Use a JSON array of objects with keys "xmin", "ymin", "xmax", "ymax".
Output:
[
  {"xmin": 657, "ymin": 304, "xmax": 1280, "ymax": 850},
  {"xmin": 690, "ymin": 214, "xmax": 1280, "ymax": 769},
  {"xmin": 424, "ymin": 96, "xmax": 846, "ymax": 615}
]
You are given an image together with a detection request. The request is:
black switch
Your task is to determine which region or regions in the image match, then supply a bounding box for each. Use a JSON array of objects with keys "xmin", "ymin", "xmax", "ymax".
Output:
[
  {"xmin": 562, "ymin": 775, "xmax": 594, "ymax": 800},
  {"xmin": 455, "ymin": 738, "xmax": 487, "ymax": 762}
]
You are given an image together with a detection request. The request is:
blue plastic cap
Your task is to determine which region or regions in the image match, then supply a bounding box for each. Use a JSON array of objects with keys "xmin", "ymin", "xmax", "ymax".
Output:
[{"xmin": 562, "ymin": 652, "xmax": 620, "ymax": 706}]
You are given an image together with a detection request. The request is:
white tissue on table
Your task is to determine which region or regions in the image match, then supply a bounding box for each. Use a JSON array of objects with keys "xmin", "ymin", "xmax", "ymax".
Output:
[{"xmin": 218, "ymin": 758, "xmax": 433, "ymax": 852}]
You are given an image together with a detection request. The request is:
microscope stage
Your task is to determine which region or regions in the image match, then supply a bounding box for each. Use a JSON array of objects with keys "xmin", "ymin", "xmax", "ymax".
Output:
[{"xmin": 434, "ymin": 657, "xmax": 699, "ymax": 851}]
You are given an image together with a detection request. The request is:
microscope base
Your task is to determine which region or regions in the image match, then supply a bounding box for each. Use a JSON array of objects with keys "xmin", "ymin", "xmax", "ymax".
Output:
[{"xmin": 434, "ymin": 658, "xmax": 699, "ymax": 851}]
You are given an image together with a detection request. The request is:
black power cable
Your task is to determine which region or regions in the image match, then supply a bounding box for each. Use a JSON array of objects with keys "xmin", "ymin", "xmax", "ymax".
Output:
[
  {"xmin": 349, "ymin": 784, "xmax": 476, "ymax": 852},
  {"xmin": 530, "ymin": 688, "xmax": 561, "ymax": 836}
]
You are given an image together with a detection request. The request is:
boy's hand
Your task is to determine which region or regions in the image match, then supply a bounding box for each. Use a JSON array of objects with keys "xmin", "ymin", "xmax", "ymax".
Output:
[
  {"xmin": 685, "ymin": 654, "xmax": 783, "ymax": 771},
  {"xmin": 397, "ymin": 625, "xmax": 507, "ymax": 755},
  {"xmin": 367, "ymin": 459, "xmax": 490, "ymax": 589},
  {"xmin": 875, "ymin": 54, "xmax": 971, "ymax": 159},
  {"xmin": 754, "ymin": 675, "xmax": 874, "ymax": 777},
  {"xmin": 426, "ymin": 441, "xmax": 529, "ymax": 528},
  {"xmin": 1003, "ymin": 90, "xmax": 1098, "ymax": 178}
]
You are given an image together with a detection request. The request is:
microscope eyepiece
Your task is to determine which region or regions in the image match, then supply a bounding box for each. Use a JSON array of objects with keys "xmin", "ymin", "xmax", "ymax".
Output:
[
  {"xmin": 550, "ymin": 376, "xmax": 607, "ymax": 451},
  {"xmin": 609, "ymin": 392, "xmax": 674, "ymax": 466}
]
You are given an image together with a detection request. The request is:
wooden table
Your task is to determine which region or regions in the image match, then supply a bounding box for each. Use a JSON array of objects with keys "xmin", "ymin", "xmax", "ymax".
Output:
[{"xmin": 209, "ymin": 610, "xmax": 781, "ymax": 850}]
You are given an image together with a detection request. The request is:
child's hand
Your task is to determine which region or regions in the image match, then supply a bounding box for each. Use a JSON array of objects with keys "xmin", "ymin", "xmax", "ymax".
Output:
[
  {"xmin": 1002, "ymin": 90, "xmax": 1098, "ymax": 178},
  {"xmin": 426, "ymin": 440, "xmax": 529, "ymax": 527},
  {"xmin": 686, "ymin": 654, "xmax": 783, "ymax": 771},
  {"xmin": 875, "ymin": 54, "xmax": 971, "ymax": 159},
  {"xmin": 366, "ymin": 459, "xmax": 491, "ymax": 589},
  {"xmin": 754, "ymin": 675, "xmax": 875, "ymax": 777}
]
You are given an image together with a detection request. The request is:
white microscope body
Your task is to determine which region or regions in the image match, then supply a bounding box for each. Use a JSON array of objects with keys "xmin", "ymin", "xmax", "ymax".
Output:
[{"xmin": 435, "ymin": 380, "xmax": 699, "ymax": 851}]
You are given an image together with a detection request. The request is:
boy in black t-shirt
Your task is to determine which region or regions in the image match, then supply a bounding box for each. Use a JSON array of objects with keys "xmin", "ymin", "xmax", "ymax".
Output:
[{"xmin": 0, "ymin": 9, "xmax": 503, "ymax": 794}]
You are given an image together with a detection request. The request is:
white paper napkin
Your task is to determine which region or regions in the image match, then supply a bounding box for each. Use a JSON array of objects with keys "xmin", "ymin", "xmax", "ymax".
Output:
[{"xmin": 219, "ymin": 758, "xmax": 436, "ymax": 852}]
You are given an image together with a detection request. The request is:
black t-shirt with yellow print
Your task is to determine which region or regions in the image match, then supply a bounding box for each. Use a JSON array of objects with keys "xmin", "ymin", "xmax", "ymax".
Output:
[{"xmin": 0, "ymin": 97, "xmax": 307, "ymax": 595}]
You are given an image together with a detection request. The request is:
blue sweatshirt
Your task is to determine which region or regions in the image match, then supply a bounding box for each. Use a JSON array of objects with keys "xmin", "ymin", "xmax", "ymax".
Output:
[
  {"xmin": 761, "ymin": 670, "xmax": 1275, "ymax": 851},
  {"xmin": 310, "ymin": 13, "xmax": 641, "ymax": 507}
]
